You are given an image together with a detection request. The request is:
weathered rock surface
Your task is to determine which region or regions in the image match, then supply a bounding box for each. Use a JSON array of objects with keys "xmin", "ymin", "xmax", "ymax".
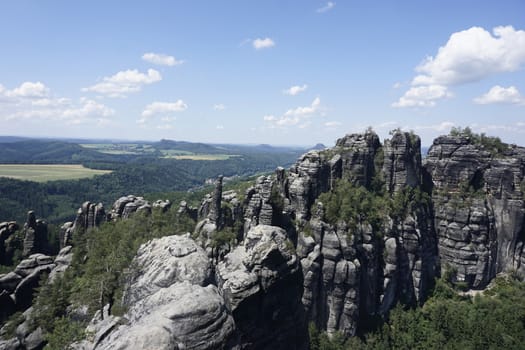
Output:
[
  {"xmin": 21, "ymin": 211, "xmax": 48, "ymax": 258},
  {"xmin": 217, "ymin": 225, "xmax": 306, "ymax": 349},
  {"xmin": 4, "ymin": 129, "xmax": 525, "ymax": 347},
  {"xmin": 109, "ymin": 195, "xmax": 151, "ymax": 219},
  {"xmin": 0, "ymin": 222, "xmax": 19, "ymax": 266},
  {"xmin": 91, "ymin": 235, "xmax": 237, "ymax": 350},
  {"xmin": 424, "ymin": 135, "xmax": 525, "ymax": 288}
]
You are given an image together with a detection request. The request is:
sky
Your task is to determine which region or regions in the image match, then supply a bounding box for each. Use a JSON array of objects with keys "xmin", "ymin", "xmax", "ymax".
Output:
[{"xmin": 0, "ymin": 0, "xmax": 524, "ymax": 147}]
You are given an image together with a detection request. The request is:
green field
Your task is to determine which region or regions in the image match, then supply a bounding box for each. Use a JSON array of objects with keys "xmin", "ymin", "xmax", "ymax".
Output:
[
  {"xmin": 0, "ymin": 164, "xmax": 112, "ymax": 182},
  {"xmin": 160, "ymin": 150, "xmax": 235, "ymax": 160},
  {"xmin": 167, "ymin": 154, "xmax": 234, "ymax": 160},
  {"xmin": 80, "ymin": 143, "xmax": 156, "ymax": 155}
]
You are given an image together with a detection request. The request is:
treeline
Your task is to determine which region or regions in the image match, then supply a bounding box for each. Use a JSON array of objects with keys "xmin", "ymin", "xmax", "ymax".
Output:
[
  {"xmin": 311, "ymin": 274, "xmax": 525, "ymax": 349},
  {"xmin": 2, "ymin": 207, "xmax": 197, "ymax": 348},
  {"xmin": 0, "ymin": 153, "xmax": 299, "ymax": 224}
]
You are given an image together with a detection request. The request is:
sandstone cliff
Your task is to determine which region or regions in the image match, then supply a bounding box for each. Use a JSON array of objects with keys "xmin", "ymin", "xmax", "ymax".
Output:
[{"xmin": 1, "ymin": 129, "xmax": 525, "ymax": 349}]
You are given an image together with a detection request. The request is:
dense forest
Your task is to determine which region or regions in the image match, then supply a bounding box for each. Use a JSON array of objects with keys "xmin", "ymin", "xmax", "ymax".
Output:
[
  {"xmin": 0, "ymin": 139, "xmax": 305, "ymax": 223},
  {"xmin": 310, "ymin": 273, "xmax": 525, "ymax": 350}
]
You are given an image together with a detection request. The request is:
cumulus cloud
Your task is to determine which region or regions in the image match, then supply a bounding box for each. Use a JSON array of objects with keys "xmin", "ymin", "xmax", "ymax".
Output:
[
  {"xmin": 213, "ymin": 103, "xmax": 226, "ymax": 110},
  {"xmin": 413, "ymin": 26, "xmax": 525, "ymax": 86},
  {"xmin": 264, "ymin": 97, "xmax": 322, "ymax": 128},
  {"xmin": 284, "ymin": 97, "xmax": 321, "ymax": 117},
  {"xmin": 0, "ymin": 81, "xmax": 114, "ymax": 125},
  {"xmin": 253, "ymin": 38, "xmax": 275, "ymax": 50},
  {"xmin": 142, "ymin": 52, "xmax": 184, "ymax": 66},
  {"xmin": 6, "ymin": 82, "xmax": 49, "ymax": 98},
  {"xmin": 283, "ymin": 84, "xmax": 308, "ymax": 96},
  {"xmin": 83, "ymin": 69, "xmax": 162, "ymax": 97},
  {"xmin": 393, "ymin": 25, "xmax": 525, "ymax": 108},
  {"xmin": 473, "ymin": 85, "xmax": 525, "ymax": 105},
  {"xmin": 392, "ymin": 85, "xmax": 452, "ymax": 108},
  {"xmin": 324, "ymin": 121, "xmax": 341, "ymax": 127},
  {"xmin": 142, "ymin": 100, "xmax": 188, "ymax": 117},
  {"xmin": 316, "ymin": 1, "xmax": 335, "ymax": 13}
]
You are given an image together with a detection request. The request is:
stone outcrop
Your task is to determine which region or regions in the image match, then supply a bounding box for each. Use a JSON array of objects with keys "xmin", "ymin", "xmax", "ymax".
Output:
[
  {"xmin": 382, "ymin": 131, "xmax": 421, "ymax": 193},
  {"xmin": 424, "ymin": 135, "xmax": 525, "ymax": 288},
  {"xmin": 60, "ymin": 201, "xmax": 106, "ymax": 248},
  {"xmin": 3, "ymin": 129, "xmax": 525, "ymax": 348},
  {"xmin": 0, "ymin": 253, "xmax": 55, "ymax": 323},
  {"xmin": 22, "ymin": 211, "xmax": 48, "ymax": 257},
  {"xmin": 84, "ymin": 235, "xmax": 237, "ymax": 350},
  {"xmin": 0, "ymin": 222, "xmax": 19, "ymax": 265},
  {"xmin": 194, "ymin": 177, "xmax": 244, "ymax": 261},
  {"xmin": 109, "ymin": 195, "xmax": 151, "ymax": 219},
  {"xmin": 216, "ymin": 225, "xmax": 306, "ymax": 349}
]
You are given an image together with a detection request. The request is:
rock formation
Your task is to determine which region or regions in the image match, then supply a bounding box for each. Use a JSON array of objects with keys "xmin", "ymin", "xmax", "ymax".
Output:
[
  {"xmin": 0, "ymin": 222, "xmax": 19, "ymax": 265},
  {"xmin": 216, "ymin": 225, "xmax": 307, "ymax": 349},
  {"xmin": 0, "ymin": 254, "xmax": 55, "ymax": 322},
  {"xmin": 84, "ymin": 235, "xmax": 236, "ymax": 350},
  {"xmin": 424, "ymin": 135, "xmax": 525, "ymax": 288},
  {"xmin": 22, "ymin": 211, "xmax": 48, "ymax": 257},
  {"xmin": 3, "ymin": 129, "xmax": 525, "ymax": 348}
]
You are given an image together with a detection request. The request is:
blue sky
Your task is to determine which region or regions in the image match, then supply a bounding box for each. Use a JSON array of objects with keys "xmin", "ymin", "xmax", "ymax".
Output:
[{"xmin": 1, "ymin": 1, "xmax": 524, "ymax": 146}]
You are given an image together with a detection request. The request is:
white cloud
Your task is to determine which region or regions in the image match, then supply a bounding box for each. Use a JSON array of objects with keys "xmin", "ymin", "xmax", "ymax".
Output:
[
  {"xmin": 83, "ymin": 69, "xmax": 162, "ymax": 97},
  {"xmin": 253, "ymin": 38, "xmax": 275, "ymax": 50},
  {"xmin": 392, "ymin": 85, "xmax": 452, "ymax": 108},
  {"xmin": 299, "ymin": 121, "xmax": 312, "ymax": 129},
  {"xmin": 324, "ymin": 121, "xmax": 341, "ymax": 127},
  {"xmin": 392, "ymin": 82, "xmax": 402, "ymax": 89},
  {"xmin": 413, "ymin": 26, "xmax": 525, "ymax": 86},
  {"xmin": 216, "ymin": 125, "xmax": 224, "ymax": 130},
  {"xmin": 394, "ymin": 25, "xmax": 525, "ymax": 108},
  {"xmin": 283, "ymin": 84, "xmax": 308, "ymax": 96},
  {"xmin": 284, "ymin": 97, "xmax": 321, "ymax": 117},
  {"xmin": 142, "ymin": 52, "xmax": 184, "ymax": 66},
  {"xmin": 6, "ymin": 81, "xmax": 49, "ymax": 98},
  {"xmin": 264, "ymin": 97, "xmax": 322, "ymax": 128},
  {"xmin": 473, "ymin": 85, "xmax": 525, "ymax": 105},
  {"xmin": 316, "ymin": 2, "xmax": 335, "ymax": 13},
  {"xmin": 213, "ymin": 103, "xmax": 226, "ymax": 110},
  {"xmin": 142, "ymin": 100, "xmax": 188, "ymax": 117},
  {"xmin": 0, "ymin": 82, "xmax": 115, "ymax": 125}
]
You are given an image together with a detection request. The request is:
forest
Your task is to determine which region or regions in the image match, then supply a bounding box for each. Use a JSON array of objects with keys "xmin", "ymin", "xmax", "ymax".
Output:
[{"xmin": 0, "ymin": 138, "xmax": 305, "ymax": 223}]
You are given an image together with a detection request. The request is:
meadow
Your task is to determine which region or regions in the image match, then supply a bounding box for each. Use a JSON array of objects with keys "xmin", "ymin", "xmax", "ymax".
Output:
[{"xmin": 0, "ymin": 164, "xmax": 112, "ymax": 182}]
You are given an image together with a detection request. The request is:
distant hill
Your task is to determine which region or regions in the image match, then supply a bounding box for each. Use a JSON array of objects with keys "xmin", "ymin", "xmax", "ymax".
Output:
[
  {"xmin": 155, "ymin": 139, "xmax": 224, "ymax": 154},
  {"xmin": 0, "ymin": 140, "xmax": 128, "ymax": 164},
  {"xmin": 308, "ymin": 143, "xmax": 326, "ymax": 151}
]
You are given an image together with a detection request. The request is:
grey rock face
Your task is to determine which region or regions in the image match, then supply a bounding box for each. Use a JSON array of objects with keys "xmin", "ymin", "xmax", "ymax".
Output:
[
  {"xmin": 94, "ymin": 234, "xmax": 237, "ymax": 350},
  {"xmin": 383, "ymin": 131, "xmax": 422, "ymax": 193},
  {"xmin": 14, "ymin": 255, "xmax": 55, "ymax": 310},
  {"xmin": 243, "ymin": 175, "xmax": 277, "ymax": 231},
  {"xmin": 97, "ymin": 283, "xmax": 235, "ymax": 350},
  {"xmin": 74, "ymin": 201, "xmax": 106, "ymax": 230},
  {"xmin": 123, "ymin": 235, "xmax": 212, "ymax": 305},
  {"xmin": 109, "ymin": 195, "xmax": 151, "ymax": 219},
  {"xmin": 0, "ymin": 222, "xmax": 18, "ymax": 266},
  {"xmin": 216, "ymin": 225, "xmax": 307, "ymax": 349},
  {"xmin": 152, "ymin": 199, "xmax": 171, "ymax": 212},
  {"xmin": 287, "ymin": 131, "xmax": 381, "ymax": 221},
  {"xmin": 22, "ymin": 211, "xmax": 48, "ymax": 257},
  {"xmin": 297, "ymin": 217, "xmax": 361, "ymax": 337},
  {"xmin": 424, "ymin": 136, "xmax": 525, "ymax": 288}
]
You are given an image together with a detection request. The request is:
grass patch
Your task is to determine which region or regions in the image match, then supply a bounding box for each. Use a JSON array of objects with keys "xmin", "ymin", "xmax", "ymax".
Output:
[
  {"xmin": 80, "ymin": 143, "xmax": 155, "ymax": 155},
  {"xmin": 162, "ymin": 153, "xmax": 236, "ymax": 160},
  {"xmin": 0, "ymin": 164, "xmax": 112, "ymax": 182}
]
